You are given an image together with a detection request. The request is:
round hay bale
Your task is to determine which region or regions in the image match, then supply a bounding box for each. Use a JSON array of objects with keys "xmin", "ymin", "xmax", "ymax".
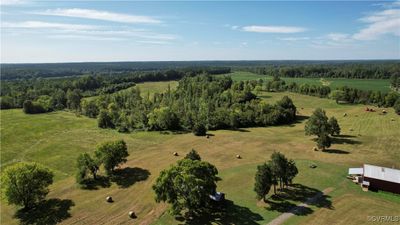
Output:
[
  {"xmin": 391, "ymin": 118, "xmax": 395, "ymax": 121},
  {"xmin": 309, "ymin": 164, "xmax": 317, "ymax": 169},
  {"xmin": 382, "ymin": 110, "xmax": 387, "ymax": 114},
  {"xmin": 206, "ymin": 134, "xmax": 210, "ymax": 139},
  {"xmin": 236, "ymin": 154, "xmax": 241, "ymax": 159},
  {"xmin": 128, "ymin": 211, "xmax": 136, "ymax": 219},
  {"xmin": 173, "ymin": 152, "xmax": 178, "ymax": 156},
  {"xmin": 343, "ymin": 113, "xmax": 347, "ymax": 117},
  {"xmin": 106, "ymin": 196, "xmax": 113, "ymax": 203},
  {"xmin": 312, "ymin": 147, "xmax": 318, "ymax": 151}
]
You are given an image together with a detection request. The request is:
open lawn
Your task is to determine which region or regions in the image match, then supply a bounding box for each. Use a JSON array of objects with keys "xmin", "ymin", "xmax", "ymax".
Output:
[
  {"xmin": 224, "ymin": 71, "xmax": 392, "ymax": 92},
  {"xmin": 1, "ymin": 89, "xmax": 400, "ymax": 224}
]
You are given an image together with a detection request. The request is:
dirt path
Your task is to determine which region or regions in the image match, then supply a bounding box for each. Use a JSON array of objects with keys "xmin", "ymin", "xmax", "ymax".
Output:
[{"xmin": 267, "ymin": 187, "xmax": 334, "ymax": 225}]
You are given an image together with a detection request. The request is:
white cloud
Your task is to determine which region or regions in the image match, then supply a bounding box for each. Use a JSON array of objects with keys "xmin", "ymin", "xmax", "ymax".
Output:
[
  {"xmin": 2, "ymin": 21, "xmax": 177, "ymax": 42},
  {"xmin": 1, "ymin": 21, "xmax": 99, "ymax": 30},
  {"xmin": 48, "ymin": 34, "xmax": 126, "ymax": 41},
  {"xmin": 353, "ymin": 8, "xmax": 400, "ymax": 40},
  {"xmin": 242, "ymin": 25, "xmax": 306, "ymax": 33},
  {"xmin": 136, "ymin": 40, "xmax": 170, "ymax": 45},
  {"xmin": 0, "ymin": 0, "xmax": 27, "ymax": 6},
  {"xmin": 35, "ymin": 8, "xmax": 162, "ymax": 24},
  {"xmin": 278, "ymin": 37, "xmax": 310, "ymax": 41},
  {"xmin": 325, "ymin": 33, "xmax": 350, "ymax": 42}
]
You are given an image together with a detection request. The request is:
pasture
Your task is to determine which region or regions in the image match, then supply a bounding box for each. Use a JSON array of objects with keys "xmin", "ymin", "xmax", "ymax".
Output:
[
  {"xmin": 1, "ymin": 85, "xmax": 400, "ymax": 224},
  {"xmin": 225, "ymin": 71, "xmax": 392, "ymax": 92}
]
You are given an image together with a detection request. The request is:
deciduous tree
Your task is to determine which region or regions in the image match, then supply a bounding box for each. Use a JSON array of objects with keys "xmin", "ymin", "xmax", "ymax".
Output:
[
  {"xmin": 95, "ymin": 140, "xmax": 129, "ymax": 175},
  {"xmin": 153, "ymin": 159, "xmax": 218, "ymax": 216},
  {"xmin": 1, "ymin": 163, "xmax": 53, "ymax": 209},
  {"xmin": 254, "ymin": 163, "xmax": 272, "ymax": 201}
]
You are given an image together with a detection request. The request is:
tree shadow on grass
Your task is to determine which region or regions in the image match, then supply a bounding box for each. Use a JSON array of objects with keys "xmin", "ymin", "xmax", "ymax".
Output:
[
  {"xmin": 331, "ymin": 137, "xmax": 361, "ymax": 145},
  {"xmin": 181, "ymin": 199, "xmax": 263, "ymax": 225},
  {"xmin": 80, "ymin": 175, "xmax": 111, "ymax": 190},
  {"xmin": 14, "ymin": 199, "xmax": 74, "ymax": 225},
  {"xmin": 111, "ymin": 167, "xmax": 150, "ymax": 188},
  {"xmin": 229, "ymin": 128, "xmax": 250, "ymax": 132},
  {"xmin": 265, "ymin": 184, "xmax": 333, "ymax": 216},
  {"xmin": 295, "ymin": 115, "xmax": 309, "ymax": 123},
  {"xmin": 322, "ymin": 149, "xmax": 350, "ymax": 154},
  {"xmin": 336, "ymin": 134, "xmax": 357, "ymax": 138}
]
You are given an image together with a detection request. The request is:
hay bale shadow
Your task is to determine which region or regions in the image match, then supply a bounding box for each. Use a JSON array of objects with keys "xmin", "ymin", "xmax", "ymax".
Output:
[
  {"xmin": 14, "ymin": 198, "xmax": 74, "ymax": 225},
  {"xmin": 111, "ymin": 167, "xmax": 150, "ymax": 188}
]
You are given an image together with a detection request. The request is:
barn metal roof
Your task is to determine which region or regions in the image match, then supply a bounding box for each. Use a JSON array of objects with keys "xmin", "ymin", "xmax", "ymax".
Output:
[
  {"xmin": 348, "ymin": 168, "xmax": 363, "ymax": 175},
  {"xmin": 363, "ymin": 164, "xmax": 400, "ymax": 184}
]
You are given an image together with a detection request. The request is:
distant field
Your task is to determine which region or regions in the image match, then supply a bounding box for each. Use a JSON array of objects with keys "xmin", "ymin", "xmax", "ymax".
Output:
[
  {"xmin": 223, "ymin": 71, "xmax": 392, "ymax": 92},
  {"xmin": 136, "ymin": 81, "xmax": 178, "ymax": 98},
  {"xmin": 2, "ymin": 86, "xmax": 400, "ymax": 224}
]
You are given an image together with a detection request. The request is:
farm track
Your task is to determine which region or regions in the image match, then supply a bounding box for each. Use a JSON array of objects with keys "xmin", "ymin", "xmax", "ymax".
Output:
[{"xmin": 266, "ymin": 187, "xmax": 334, "ymax": 225}]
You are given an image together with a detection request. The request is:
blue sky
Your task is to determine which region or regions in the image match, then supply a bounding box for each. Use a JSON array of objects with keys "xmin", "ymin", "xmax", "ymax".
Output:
[{"xmin": 1, "ymin": 1, "xmax": 399, "ymax": 62}]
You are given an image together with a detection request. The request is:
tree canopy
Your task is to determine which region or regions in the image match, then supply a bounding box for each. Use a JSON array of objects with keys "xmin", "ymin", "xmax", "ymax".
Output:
[
  {"xmin": 76, "ymin": 153, "xmax": 100, "ymax": 184},
  {"xmin": 153, "ymin": 158, "xmax": 218, "ymax": 216},
  {"xmin": 184, "ymin": 149, "xmax": 202, "ymax": 161},
  {"xmin": 1, "ymin": 163, "xmax": 53, "ymax": 209},
  {"xmin": 305, "ymin": 108, "xmax": 330, "ymax": 137},
  {"xmin": 254, "ymin": 152, "xmax": 298, "ymax": 200},
  {"xmin": 328, "ymin": 117, "xmax": 341, "ymax": 136},
  {"xmin": 94, "ymin": 140, "xmax": 129, "ymax": 175},
  {"xmin": 305, "ymin": 108, "xmax": 337, "ymax": 150}
]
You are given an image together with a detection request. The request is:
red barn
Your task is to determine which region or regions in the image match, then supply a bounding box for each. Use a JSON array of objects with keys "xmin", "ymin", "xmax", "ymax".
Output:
[{"xmin": 362, "ymin": 164, "xmax": 400, "ymax": 194}]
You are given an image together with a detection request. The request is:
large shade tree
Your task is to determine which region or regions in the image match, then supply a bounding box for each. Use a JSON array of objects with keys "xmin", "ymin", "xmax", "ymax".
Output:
[
  {"xmin": 1, "ymin": 163, "xmax": 53, "ymax": 209},
  {"xmin": 305, "ymin": 108, "xmax": 330, "ymax": 137},
  {"xmin": 95, "ymin": 140, "xmax": 129, "ymax": 175},
  {"xmin": 153, "ymin": 159, "xmax": 218, "ymax": 216}
]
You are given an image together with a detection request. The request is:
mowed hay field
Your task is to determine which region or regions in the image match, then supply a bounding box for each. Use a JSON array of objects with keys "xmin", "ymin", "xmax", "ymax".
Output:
[
  {"xmin": 1, "ymin": 88, "xmax": 400, "ymax": 224},
  {"xmin": 224, "ymin": 71, "xmax": 392, "ymax": 92}
]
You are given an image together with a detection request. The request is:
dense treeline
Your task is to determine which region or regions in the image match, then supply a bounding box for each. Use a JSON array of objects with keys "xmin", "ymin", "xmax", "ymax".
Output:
[
  {"xmin": 264, "ymin": 76, "xmax": 400, "ymax": 111},
  {"xmin": 89, "ymin": 75, "xmax": 297, "ymax": 133},
  {"xmin": 0, "ymin": 68, "xmax": 229, "ymax": 110},
  {"xmin": 243, "ymin": 62, "xmax": 400, "ymax": 79},
  {"xmin": 2, "ymin": 60, "xmax": 398, "ymax": 80},
  {"xmin": 1, "ymin": 62, "xmax": 231, "ymax": 80}
]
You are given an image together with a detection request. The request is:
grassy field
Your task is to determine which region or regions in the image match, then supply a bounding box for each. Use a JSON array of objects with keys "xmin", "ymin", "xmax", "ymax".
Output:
[
  {"xmin": 136, "ymin": 81, "xmax": 178, "ymax": 98},
  {"xmin": 1, "ymin": 82, "xmax": 400, "ymax": 224},
  {"xmin": 224, "ymin": 71, "xmax": 392, "ymax": 92}
]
